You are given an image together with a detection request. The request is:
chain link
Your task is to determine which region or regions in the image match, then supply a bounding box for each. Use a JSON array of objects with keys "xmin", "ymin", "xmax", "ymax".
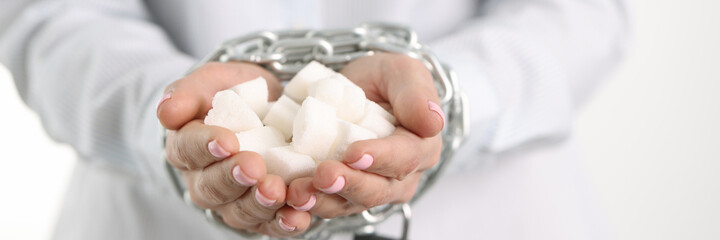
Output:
[{"xmin": 167, "ymin": 22, "xmax": 470, "ymax": 240}]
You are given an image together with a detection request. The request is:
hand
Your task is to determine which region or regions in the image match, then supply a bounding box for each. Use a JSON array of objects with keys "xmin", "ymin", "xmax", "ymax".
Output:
[
  {"xmin": 286, "ymin": 53, "xmax": 444, "ymax": 218},
  {"xmin": 157, "ymin": 62, "xmax": 311, "ymax": 238}
]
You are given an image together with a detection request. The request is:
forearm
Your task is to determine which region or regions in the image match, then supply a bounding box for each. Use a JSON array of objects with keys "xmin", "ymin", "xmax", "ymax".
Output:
[
  {"xmin": 429, "ymin": 0, "xmax": 630, "ymax": 169},
  {"xmin": 0, "ymin": 1, "xmax": 196, "ymax": 189}
]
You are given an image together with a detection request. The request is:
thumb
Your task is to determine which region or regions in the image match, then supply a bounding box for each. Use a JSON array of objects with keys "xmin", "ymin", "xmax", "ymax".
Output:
[
  {"xmin": 341, "ymin": 54, "xmax": 443, "ymax": 138},
  {"xmin": 157, "ymin": 62, "xmax": 281, "ymax": 130}
]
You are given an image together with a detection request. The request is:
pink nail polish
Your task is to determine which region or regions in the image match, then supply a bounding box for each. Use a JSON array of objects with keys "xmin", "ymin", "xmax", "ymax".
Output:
[
  {"xmin": 278, "ymin": 218, "xmax": 296, "ymax": 232},
  {"xmin": 208, "ymin": 140, "xmax": 230, "ymax": 159},
  {"xmin": 232, "ymin": 165, "xmax": 257, "ymax": 186},
  {"xmin": 291, "ymin": 194, "xmax": 316, "ymax": 212},
  {"xmin": 319, "ymin": 176, "xmax": 345, "ymax": 194},
  {"xmin": 255, "ymin": 188, "xmax": 276, "ymax": 207},
  {"xmin": 349, "ymin": 154, "xmax": 373, "ymax": 170},
  {"xmin": 157, "ymin": 91, "xmax": 172, "ymax": 109},
  {"xmin": 428, "ymin": 101, "xmax": 445, "ymax": 129}
]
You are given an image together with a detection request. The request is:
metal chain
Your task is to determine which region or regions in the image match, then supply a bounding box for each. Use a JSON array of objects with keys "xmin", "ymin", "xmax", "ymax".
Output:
[{"xmin": 164, "ymin": 22, "xmax": 470, "ymax": 240}]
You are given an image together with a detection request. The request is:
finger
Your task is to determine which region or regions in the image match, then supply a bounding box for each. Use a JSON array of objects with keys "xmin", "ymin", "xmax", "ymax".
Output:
[
  {"xmin": 291, "ymin": 173, "xmax": 421, "ymax": 219},
  {"xmin": 342, "ymin": 127, "xmax": 442, "ymax": 180},
  {"xmin": 381, "ymin": 56, "xmax": 444, "ymax": 137},
  {"xmin": 288, "ymin": 177, "xmax": 366, "ymax": 219},
  {"xmin": 310, "ymin": 177, "xmax": 420, "ymax": 219},
  {"xmin": 259, "ymin": 206, "xmax": 312, "ymax": 238},
  {"xmin": 157, "ymin": 62, "xmax": 281, "ymax": 130},
  {"xmin": 288, "ymin": 172, "xmax": 419, "ymax": 219},
  {"xmin": 341, "ymin": 54, "xmax": 444, "ymax": 138},
  {"xmin": 310, "ymin": 192, "xmax": 366, "ymax": 219},
  {"xmin": 185, "ymin": 152, "xmax": 266, "ymax": 208},
  {"xmin": 166, "ymin": 120, "xmax": 239, "ymax": 170},
  {"xmin": 313, "ymin": 160, "xmax": 397, "ymax": 209},
  {"xmin": 286, "ymin": 177, "xmax": 318, "ymax": 212},
  {"xmin": 219, "ymin": 175, "xmax": 287, "ymax": 228}
]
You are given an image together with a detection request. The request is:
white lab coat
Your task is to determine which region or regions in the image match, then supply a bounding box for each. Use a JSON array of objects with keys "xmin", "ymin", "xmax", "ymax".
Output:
[{"xmin": 0, "ymin": 0, "xmax": 629, "ymax": 239}]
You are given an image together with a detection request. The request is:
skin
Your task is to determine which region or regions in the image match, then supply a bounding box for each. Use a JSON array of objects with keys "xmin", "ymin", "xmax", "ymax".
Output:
[{"xmin": 157, "ymin": 53, "xmax": 443, "ymax": 237}]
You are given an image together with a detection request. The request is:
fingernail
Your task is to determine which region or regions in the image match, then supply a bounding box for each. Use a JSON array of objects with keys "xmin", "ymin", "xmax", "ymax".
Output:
[
  {"xmin": 157, "ymin": 91, "xmax": 172, "ymax": 109},
  {"xmin": 428, "ymin": 101, "xmax": 445, "ymax": 129},
  {"xmin": 291, "ymin": 194, "xmax": 316, "ymax": 212},
  {"xmin": 208, "ymin": 140, "xmax": 230, "ymax": 159},
  {"xmin": 349, "ymin": 154, "xmax": 373, "ymax": 170},
  {"xmin": 232, "ymin": 165, "xmax": 257, "ymax": 186},
  {"xmin": 278, "ymin": 218, "xmax": 296, "ymax": 232},
  {"xmin": 255, "ymin": 188, "xmax": 276, "ymax": 207},
  {"xmin": 319, "ymin": 176, "xmax": 345, "ymax": 194}
]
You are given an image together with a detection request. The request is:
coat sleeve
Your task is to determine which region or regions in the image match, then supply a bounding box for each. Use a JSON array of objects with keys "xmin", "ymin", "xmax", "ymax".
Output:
[
  {"xmin": 0, "ymin": 0, "xmax": 197, "ymax": 191},
  {"xmin": 427, "ymin": 0, "xmax": 631, "ymax": 170}
]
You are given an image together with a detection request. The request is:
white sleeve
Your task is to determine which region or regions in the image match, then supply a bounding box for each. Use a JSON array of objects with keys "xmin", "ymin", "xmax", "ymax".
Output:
[
  {"xmin": 0, "ymin": 1, "xmax": 196, "ymax": 191},
  {"xmin": 428, "ymin": 0, "xmax": 631, "ymax": 170}
]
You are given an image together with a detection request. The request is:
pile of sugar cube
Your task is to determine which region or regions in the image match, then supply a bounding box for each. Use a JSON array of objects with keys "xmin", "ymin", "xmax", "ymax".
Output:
[{"xmin": 204, "ymin": 61, "xmax": 397, "ymax": 184}]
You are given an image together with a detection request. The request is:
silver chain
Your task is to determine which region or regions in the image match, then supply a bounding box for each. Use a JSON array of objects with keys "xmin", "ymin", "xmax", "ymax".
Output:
[{"xmin": 164, "ymin": 22, "xmax": 470, "ymax": 240}]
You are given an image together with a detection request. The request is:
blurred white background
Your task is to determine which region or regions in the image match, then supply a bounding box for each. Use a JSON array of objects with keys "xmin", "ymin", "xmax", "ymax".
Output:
[
  {"xmin": 574, "ymin": 0, "xmax": 720, "ymax": 239},
  {"xmin": 0, "ymin": 66, "xmax": 75, "ymax": 239},
  {"xmin": 1, "ymin": 0, "xmax": 719, "ymax": 239}
]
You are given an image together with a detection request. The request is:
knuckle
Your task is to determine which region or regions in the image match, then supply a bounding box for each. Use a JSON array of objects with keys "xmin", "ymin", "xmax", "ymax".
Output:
[
  {"xmin": 358, "ymin": 199, "xmax": 375, "ymax": 209},
  {"xmin": 395, "ymin": 158, "xmax": 419, "ymax": 180},
  {"xmin": 359, "ymin": 188, "xmax": 391, "ymax": 209},
  {"xmin": 195, "ymin": 176, "xmax": 231, "ymax": 205},
  {"xmin": 165, "ymin": 134, "xmax": 191, "ymax": 170},
  {"xmin": 233, "ymin": 204, "xmax": 266, "ymax": 223},
  {"xmin": 342, "ymin": 174, "xmax": 364, "ymax": 195},
  {"xmin": 165, "ymin": 147, "xmax": 182, "ymax": 168},
  {"xmin": 313, "ymin": 201, "xmax": 354, "ymax": 219},
  {"xmin": 175, "ymin": 133, "xmax": 202, "ymax": 170},
  {"xmin": 201, "ymin": 184, "xmax": 227, "ymax": 205},
  {"xmin": 359, "ymin": 198, "xmax": 380, "ymax": 209},
  {"xmin": 230, "ymin": 202, "xmax": 268, "ymax": 223}
]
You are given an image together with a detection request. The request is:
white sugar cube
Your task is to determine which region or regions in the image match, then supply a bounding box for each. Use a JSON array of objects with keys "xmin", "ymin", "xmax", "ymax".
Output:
[
  {"xmin": 264, "ymin": 146, "xmax": 316, "ymax": 184},
  {"xmin": 364, "ymin": 100, "xmax": 397, "ymax": 125},
  {"xmin": 308, "ymin": 76, "xmax": 366, "ymax": 122},
  {"xmin": 235, "ymin": 126, "xmax": 288, "ymax": 157},
  {"xmin": 292, "ymin": 97, "xmax": 338, "ymax": 162},
  {"xmin": 256, "ymin": 101, "xmax": 273, "ymax": 120},
  {"xmin": 204, "ymin": 90, "xmax": 263, "ymax": 132},
  {"xmin": 356, "ymin": 110, "xmax": 396, "ymax": 138},
  {"xmin": 325, "ymin": 72, "xmax": 356, "ymax": 86},
  {"xmin": 284, "ymin": 61, "xmax": 337, "ymax": 103},
  {"xmin": 262, "ymin": 96, "xmax": 300, "ymax": 140},
  {"xmin": 230, "ymin": 77, "xmax": 269, "ymax": 117},
  {"xmin": 307, "ymin": 77, "xmax": 344, "ymax": 105},
  {"xmin": 327, "ymin": 120, "xmax": 378, "ymax": 161}
]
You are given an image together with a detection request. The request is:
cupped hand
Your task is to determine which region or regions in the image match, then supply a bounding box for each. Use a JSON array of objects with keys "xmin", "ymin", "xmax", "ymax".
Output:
[
  {"xmin": 286, "ymin": 53, "xmax": 444, "ymax": 218},
  {"xmin": 157, "ymin": 62, "xmax": 311, "ymax": 238}
]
